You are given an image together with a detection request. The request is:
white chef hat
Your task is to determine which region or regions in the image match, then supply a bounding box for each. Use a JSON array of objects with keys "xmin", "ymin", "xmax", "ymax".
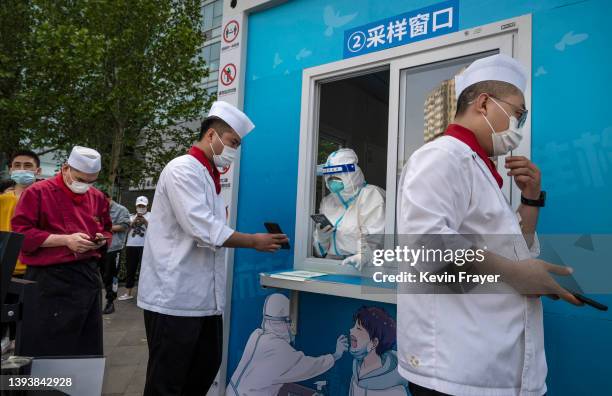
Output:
[
  {"xmin": 136, "ymin": 196, "xmax": 148, "ymax": 206},
  {"xmin": 67, "ymin": 146, "xmax": 101, "ymax": 173},
  {"xmin": 454, "ymin": 54, "xmax": 528, "ymax": 99},
  {"xmin": 203, "ymin": 101, "xmax": 255, "ymax": 139}
]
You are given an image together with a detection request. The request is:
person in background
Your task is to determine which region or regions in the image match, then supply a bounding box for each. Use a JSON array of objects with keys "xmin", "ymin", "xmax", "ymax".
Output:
[
  {"xmin": 0, "ymin": 149, "xmax": 42, "ymax": 354},
  {"xmin": 11, "ymin": 146, "xmax": 112, "ymax": 356},
  {"xmin": 0, "ymin": 150, "xmax": 42, "ymax": 277},
  {"xmin": 100, "ymin": 191, "xmax": 130, "ymax": 314},
  {"xmin": 118, "ymin": 195, "xmax": 150, "ymax": 301}
]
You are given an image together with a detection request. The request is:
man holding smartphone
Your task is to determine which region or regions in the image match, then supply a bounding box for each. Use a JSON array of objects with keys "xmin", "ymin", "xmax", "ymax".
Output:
[
  {"xmin": 396, "ymin": 54, "xmax": 582, "ymax": 396},
  {"xmin": 12, "ymin": 146, "xmax": 112, "ymax": 356},
  {"xmin": 138, "ymin": 101, "xmax": 289, "ymax": 396}
]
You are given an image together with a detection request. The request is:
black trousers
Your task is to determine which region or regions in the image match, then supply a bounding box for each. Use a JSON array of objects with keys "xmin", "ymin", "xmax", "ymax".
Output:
[
  {"xmin": 99, "ymin": 249, "xmax": 120, "ymax": 303},
  {"xmin": 22, "ymin": 260, "xmax": 103, "ymax": 357},
  {"xmin": 143, "ymin": 310, "xmax": 222, "ymax": 396},
  {"xmin": 408, "ymin": 383, "xmax": 452, "ymax": 396},
  {"xmin": 125, "ymin": 246, "xmax": 143, "ymax": 289}
]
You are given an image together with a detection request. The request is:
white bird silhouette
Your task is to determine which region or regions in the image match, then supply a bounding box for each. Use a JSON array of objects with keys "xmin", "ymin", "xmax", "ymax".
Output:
[
  {"xmin": 535, "ymin": 66, "xmax": 547, "ymax": 77},
  {"xmin": 296, "ymin": 48, "xmax": 313, "ymax": 60},
  {"xmin": 555, "ymin": 31, "xmax": 588, "ymax": 51},
  {"xmin": 323, "ymin": 5, "xmax": 358, "ymax": 36},
  {"xmin": 273, "ymin": 52, "xmax": 283, "ymax": 69}
]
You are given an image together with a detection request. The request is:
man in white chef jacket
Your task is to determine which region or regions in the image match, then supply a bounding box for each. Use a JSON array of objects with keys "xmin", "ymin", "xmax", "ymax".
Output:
[
  {"xmin": 137, "ymin": 100, "xmax": 289, "ymax": 396},
  {"xmin": 396, "ymin": 54, "xmax": 582, "ymax": 396}
]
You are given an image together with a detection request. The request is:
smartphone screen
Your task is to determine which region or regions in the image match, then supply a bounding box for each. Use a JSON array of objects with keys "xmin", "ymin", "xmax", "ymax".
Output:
[{"xmin": 310, "ymin": 214, "xmax": 333, "ymax": 229}]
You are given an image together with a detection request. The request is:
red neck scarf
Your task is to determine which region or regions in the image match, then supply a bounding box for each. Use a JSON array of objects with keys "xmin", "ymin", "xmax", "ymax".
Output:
[
  {"xmin": 445, "ymin": 124, "xmax": 503, "ymax": 188},
  {"xmin": 54, "ymin": 172, "xmax": 86, "ymax": 204},
  {"xmin": 188, "ymin": 146, "xmax": 221, "ymax": 194}
]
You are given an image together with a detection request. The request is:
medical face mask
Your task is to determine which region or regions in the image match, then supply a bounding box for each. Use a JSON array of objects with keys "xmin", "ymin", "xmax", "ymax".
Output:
[
  {"xmin": 482, "ymin": 97, "xmax": 524, "ymax": 156},
  {"xmin": 66, "ymin": 169, "xmax": 93, "ymax": 194},
  {"xmin": 349, "ymin": 339, "xmax": 374, "ymax": 361},
  {"xmin": 136, "ymin": 207, "xmax": 147, "ymax": 215},
  {"xmin": 210, "ymin": 132, "xmax": 237, "ymax": 168},
  {"xmin": 10, "ymin": 170, "xmax": 35, "ymax": 186},
  {"xmin": 327, "ymin": 179, "xmax": 345, "ymax": 193}
]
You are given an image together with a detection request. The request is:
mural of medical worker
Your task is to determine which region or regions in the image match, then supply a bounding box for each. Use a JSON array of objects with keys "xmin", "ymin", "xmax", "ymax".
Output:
[
  {"xmin": 227, "ymin": 293, "xmax": 348, "ymax": 396},
  {"xmin": 349, "ymin": 306, "xmax": 408, "ymax": 396}
]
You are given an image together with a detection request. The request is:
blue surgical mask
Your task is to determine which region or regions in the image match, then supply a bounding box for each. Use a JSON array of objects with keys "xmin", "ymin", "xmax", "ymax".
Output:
[
  {"xmin": 327, "ymin": 179, "xmax": 344, "ymax": 193},
  {"xmin": 349, "ymin": 340, "xmax": 373, "ymax": 361},
  {"xmin": 10, "ymin": 170, "xmax": 36, "ymax": 186}
]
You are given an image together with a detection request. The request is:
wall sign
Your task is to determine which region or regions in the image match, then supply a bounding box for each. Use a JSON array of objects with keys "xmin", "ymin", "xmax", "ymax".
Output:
[{"xmin": 343, "ymin": 0, "xmax": 459, "ymax": 58}]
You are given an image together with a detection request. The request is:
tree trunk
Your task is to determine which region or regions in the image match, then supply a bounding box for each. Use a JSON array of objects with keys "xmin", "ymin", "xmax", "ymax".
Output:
[{"xmin": 108, "ymin": 122, "xmax": 125, "ymax": 197}]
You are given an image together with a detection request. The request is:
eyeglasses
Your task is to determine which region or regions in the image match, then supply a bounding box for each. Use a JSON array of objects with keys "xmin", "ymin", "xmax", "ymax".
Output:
[{"xmin": 489, "ymin": 95, "xmax": 528, "ymax": 128}]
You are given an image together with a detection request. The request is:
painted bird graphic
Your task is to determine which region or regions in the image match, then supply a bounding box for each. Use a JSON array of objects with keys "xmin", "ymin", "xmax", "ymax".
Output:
[
  {"xmin": 555, "ymin": 31, "xmax": 588, "ymax": 51},
  {"xmin": 323, "ymin": 5, "xmax": 358, "ymax": 36}
]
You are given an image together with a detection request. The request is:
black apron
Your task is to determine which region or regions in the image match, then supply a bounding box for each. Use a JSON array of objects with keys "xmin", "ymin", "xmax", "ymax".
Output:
[{"xmin": 21, "ymin": 259, "xmax": 103, "ymax": 357}]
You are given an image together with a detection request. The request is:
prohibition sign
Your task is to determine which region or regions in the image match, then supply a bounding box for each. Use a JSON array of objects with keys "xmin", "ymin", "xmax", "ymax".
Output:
[
  {"xmin": 223, "ymin": 20, "xmax": 239, "ymax": 43},
  {"xmin": 219, "ymin": 164, "xmax": 231, "ymax": 175},
  {"xmin": 221, "ymin": 63, "xmax": 237, "ymax": 86}
]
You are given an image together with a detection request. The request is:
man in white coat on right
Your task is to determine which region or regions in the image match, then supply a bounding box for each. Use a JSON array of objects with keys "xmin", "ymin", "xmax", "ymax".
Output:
[{"xmin": 396, "ymin": 54, "xmax": 582, "ymax": 396}]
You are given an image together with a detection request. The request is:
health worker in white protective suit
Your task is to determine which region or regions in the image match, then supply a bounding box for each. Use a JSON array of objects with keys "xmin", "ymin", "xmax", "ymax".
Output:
[
  {"xmin": 226, "ymin": 293, "xmax": 348, "ymax": 396},
  {"xmin": 313, "ymin": 148, "xmax": 385, "ymax": 270}
]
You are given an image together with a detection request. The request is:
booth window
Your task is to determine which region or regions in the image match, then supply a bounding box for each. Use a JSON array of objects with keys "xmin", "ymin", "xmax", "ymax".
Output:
[
  {"xmin": 311, "ymin": 69, "xmax": 389, "ymax": 259},
  {"xmin": 399, "ymin": 51, "xmax": 498, "ymax": 168},
  {"xmin": 295, "ymin": 17, "xmax": 529, "ymax": 276}
]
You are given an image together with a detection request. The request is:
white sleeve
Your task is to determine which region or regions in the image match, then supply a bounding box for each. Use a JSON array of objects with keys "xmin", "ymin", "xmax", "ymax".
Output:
[
  {"xmin": 358, "ymin": 188, "xmax": 386, "ymax": 236},
  {"xmin": 398, "ymin": 145, "xmax": 471, "ymax": 236},
  {"xmin": 515, "ymin": 211, "xmax": 541, "ymax": 258},
  {"xmin": 273, "ymin": 348, "xmax": 335, "ymax": 384},
  {"xmin": 165, "ymin": 163, "xmax": 234, "ymax": 249},
  {"xmin": 529, "ymin": 233, "xmax": 541, "ymax": 258}
]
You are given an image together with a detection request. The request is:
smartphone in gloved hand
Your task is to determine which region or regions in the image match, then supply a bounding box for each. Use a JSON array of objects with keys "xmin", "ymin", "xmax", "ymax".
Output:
[
  {"xmin": 264, "ymin": 222, "xmax": 291, "ymax": 250},
  {"xmin": 310, "ymin": 214, "xmax": 334, "ymax": 229}
]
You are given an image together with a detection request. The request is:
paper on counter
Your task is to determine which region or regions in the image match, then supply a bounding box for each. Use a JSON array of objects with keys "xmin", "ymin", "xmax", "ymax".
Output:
[{"xmin": 275, "ymin": 270, "xmax": 327, "ymax": 278}]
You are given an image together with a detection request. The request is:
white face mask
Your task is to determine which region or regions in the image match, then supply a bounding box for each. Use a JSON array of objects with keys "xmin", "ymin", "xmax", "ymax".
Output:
[
  {"xmin": 66, "ymin": 168, "xmax": 92, "ymax": 194},
  {"xmin": 482, "ymin": 97, "xmax": 524, "ymax": 156},
  {"xmin": 136, "ymin": 207, "xmax": 147, "ymax": 215},
  {"xmin": 210, "ymin": 132, "xmax": 237, "ymax": 168}
]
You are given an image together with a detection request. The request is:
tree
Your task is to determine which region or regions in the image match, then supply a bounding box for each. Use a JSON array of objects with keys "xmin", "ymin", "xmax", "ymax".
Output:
[
  {"xmin": 0, "ymin": 0, "xmax": 34, "ymax": 171},
  {"xmin": 1, "ymin": 0, "xmax": 213, "ymax": 194}
]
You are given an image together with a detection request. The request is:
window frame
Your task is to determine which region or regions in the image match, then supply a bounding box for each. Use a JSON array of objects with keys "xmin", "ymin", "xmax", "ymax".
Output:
[{"xmin": 294, "ymin": 15, "xmax": 532, "ymax": 274}]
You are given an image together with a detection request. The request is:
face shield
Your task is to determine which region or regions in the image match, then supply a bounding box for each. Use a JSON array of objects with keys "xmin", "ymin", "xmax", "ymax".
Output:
[
  {"xmin": 261, "ymin": 294, "xmax": 293, "ymax": 343},
  {"xmin": 317, "ymin": 148, "xmax": 366, "ymax": 208}
]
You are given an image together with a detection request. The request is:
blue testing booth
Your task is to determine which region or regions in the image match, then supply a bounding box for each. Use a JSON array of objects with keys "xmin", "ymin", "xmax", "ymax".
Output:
[{"xmin": 220, "ymin": 0, "xmax": 612, "ymax": 394}]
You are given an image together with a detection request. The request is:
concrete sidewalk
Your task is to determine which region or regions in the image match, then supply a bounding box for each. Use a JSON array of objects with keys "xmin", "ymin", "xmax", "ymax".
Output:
[{"xmin": 102, "ymin": 287, "xmax": 148, "ymax": 396}]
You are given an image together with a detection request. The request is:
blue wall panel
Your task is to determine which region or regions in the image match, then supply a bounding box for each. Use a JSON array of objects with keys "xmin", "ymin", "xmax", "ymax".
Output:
[{"xmin": 229, "ymin": 0, "xmax": 612, "ymax": 393}]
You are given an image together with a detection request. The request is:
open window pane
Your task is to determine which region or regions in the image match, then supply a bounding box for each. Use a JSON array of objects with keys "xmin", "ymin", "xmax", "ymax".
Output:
[
  {"xmin": 311, "ymin": 69, "xmax": 390, "ymax": 262},
  {"xmin": 399, "ymin": 50, "xmax": 499, "ymax": 168}
]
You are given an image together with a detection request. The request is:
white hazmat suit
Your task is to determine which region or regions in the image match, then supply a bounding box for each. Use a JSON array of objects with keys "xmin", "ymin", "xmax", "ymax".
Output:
[{"xmin": 313, "ymin": 148, "xmax": 386, "ymax": 270}]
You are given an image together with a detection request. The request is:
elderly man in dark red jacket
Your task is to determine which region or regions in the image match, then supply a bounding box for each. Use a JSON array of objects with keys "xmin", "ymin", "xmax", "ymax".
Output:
[{"xmin": 12, "ymin": 146, "xmax": 112, "ymax": 356}]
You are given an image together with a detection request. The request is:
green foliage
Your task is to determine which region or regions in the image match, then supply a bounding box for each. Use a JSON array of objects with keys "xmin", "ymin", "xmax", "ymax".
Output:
[{"xmin": 0, "ymin": 0, "xmax": 213, "ymax": 192}]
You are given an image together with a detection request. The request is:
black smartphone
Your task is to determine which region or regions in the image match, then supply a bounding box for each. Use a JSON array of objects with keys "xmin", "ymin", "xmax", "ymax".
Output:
[
  {"xmin": 264, "ymin": 222, "xmax": 290, "ymax": 250},
  {"xmin": 310, "ymin": 214, "xmax": 334, "ymax": 229},
  {"xmin": 573, "ymin": 293, "xmax": 608, "ymax": 311}
]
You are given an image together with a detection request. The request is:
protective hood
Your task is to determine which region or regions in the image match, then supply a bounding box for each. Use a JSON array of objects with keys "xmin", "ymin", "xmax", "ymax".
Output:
[
  {"xmin": 352, "ymin": 350, "xmax": 408, "ymax": 390},
  {"xmin": 322, "ymin": 148, "xmax": 366, "ymax": 207},
  {"xmin": 261, "ymin": 294, "xmax": 292, "ymax": 343}
]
